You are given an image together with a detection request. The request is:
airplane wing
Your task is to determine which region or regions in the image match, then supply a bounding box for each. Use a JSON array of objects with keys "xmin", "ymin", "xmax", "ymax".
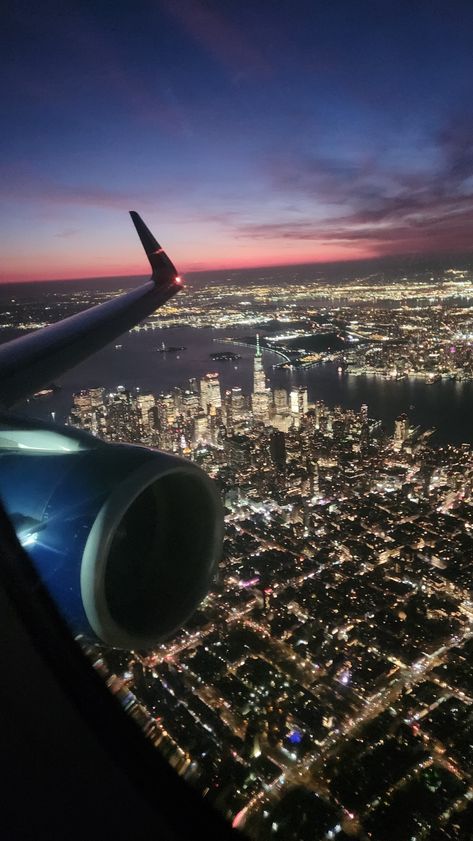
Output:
[
  {"xmin": 0, "ymin": 213, "xmax": 223, "ymax": 650},
  {"xmin": 0, "ymin": 211, "xmax": 183, "ymax": 409},
  {"xmin": 0, "ymin": 214, "xmax": 230, "ymax": 841}
]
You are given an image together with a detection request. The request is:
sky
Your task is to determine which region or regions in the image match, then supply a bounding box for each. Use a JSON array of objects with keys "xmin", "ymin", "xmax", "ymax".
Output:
[{"xmin": 1, "ymin": 0, "xmax": 473, "ymax": 281}]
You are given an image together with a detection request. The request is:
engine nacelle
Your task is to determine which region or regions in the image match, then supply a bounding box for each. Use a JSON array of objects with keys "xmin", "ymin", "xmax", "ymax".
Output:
[{"xmin": 0, "ymin": 418, "xmax": 223, "ymax": 649}]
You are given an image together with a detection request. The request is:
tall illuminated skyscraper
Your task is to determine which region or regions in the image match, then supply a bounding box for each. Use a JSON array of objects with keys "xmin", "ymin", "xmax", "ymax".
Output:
[
  {"xmin": 252, "ymin": 334, "xmax": 270, "ymax": 424},
  {"xmin": 253, "ymin": 334, "xmax": 266, "ymax": 393}
]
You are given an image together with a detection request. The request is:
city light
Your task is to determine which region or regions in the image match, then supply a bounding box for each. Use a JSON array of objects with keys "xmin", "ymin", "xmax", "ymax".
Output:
[{"xmin": 12, "ymin": 268, "xmax": 473, "ymax": 840}]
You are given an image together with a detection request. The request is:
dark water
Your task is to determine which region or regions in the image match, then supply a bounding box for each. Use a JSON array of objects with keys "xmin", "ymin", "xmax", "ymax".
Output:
[{"xmin": 15, "ymin": 325, "xmax": 473, "ymax": 445}]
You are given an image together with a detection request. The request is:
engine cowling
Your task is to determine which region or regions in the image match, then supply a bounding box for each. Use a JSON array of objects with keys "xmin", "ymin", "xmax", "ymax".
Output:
[{"xmin": 0, "ymin": 418, "xmax": 223, "ymax": 649}]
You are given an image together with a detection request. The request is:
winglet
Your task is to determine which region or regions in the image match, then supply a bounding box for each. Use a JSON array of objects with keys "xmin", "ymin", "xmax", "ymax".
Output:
[{"xmin": 129, "ymin": 211, "xmax": 180, "ymax": 286}]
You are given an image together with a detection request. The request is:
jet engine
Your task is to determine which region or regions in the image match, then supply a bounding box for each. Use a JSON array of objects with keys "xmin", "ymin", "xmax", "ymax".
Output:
[{"xmin": 0, "ymin": 417, "xmax": 223, "ymax": 649}]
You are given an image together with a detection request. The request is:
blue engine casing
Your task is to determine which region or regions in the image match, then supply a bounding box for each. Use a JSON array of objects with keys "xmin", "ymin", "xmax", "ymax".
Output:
[{"xmin": 0, "ymin": 419, "xmax": 223, "ymax": 649}]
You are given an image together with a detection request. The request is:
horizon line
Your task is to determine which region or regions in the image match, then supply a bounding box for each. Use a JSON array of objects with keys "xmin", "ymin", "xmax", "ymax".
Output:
[{"xmin": 2, "ymin": 248, "xmax": 473, "ymax": 286}]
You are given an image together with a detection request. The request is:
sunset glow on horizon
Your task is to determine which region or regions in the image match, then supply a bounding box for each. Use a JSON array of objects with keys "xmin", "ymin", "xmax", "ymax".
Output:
[
  {"xmin": 2, "ymin": 1, "xmax": 473, "ymax": 283},
  {"xmin": 0, "ymin": 224, "xmax": 378, "ymax": 283}
]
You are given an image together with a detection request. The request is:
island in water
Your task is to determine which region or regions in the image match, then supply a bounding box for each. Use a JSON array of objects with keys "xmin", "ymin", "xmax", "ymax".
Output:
[
  {"xmin": 157, "ymin": 344, "xmax": 186, "ymax": 353},
  {"xmin": 210, "ymin": 351, "xmax": 242, "ymax": 362}
]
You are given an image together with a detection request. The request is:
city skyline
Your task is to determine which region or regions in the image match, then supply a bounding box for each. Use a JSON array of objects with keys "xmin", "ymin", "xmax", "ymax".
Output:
[
  {"xmin": 5, "ymin": 254, "xmax": 473, "ymax": 837},
  {"xmin": 8, "ymin": 264, "xmax": 473, "ymax": 445},
  {"xmin": 67, "ymin": 348, "xmax": 473, "ymax": 840},
  {"xmin": 2, "ymin": 1, "xmax": 473, "ymax": 281}
]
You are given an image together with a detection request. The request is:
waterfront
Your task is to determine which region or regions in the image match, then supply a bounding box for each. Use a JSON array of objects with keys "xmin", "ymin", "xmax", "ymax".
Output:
[
  {"xmin": 13, "ymin": 324, "xmax": 473, "ymax": 445},
  {"xmin": 68, "ymin": 349, "xmax": 473, "ymax": 840}
]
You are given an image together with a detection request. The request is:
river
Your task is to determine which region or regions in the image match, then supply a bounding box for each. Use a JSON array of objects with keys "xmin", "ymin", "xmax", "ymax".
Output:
[{"xmin": 14, "ymin": 325, "xmax": 473, "ymax": 445}]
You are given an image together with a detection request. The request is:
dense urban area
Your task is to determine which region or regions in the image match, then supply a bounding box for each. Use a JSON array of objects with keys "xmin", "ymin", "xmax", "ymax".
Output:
[
  {"xmin": 4, "ymin": 264, "xmax": 473, "ymax": 383},
  {"xmin": 70, "ymin": 337, "xmax": 473, "ymax": 841},
  {"xmin": 5, "ymin": 264, "xmax": 473, "ymax": 840}
]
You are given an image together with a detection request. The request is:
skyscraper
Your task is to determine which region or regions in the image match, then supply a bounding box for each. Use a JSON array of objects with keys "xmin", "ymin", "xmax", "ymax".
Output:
[
  {"xmin": 252, "ymin": 334, "xmax": 271, "ymax": 424},
  {"xmin": 193, "ymin": 412, "xmax": 209, "ymax": 445},
  {"xmin": 290, "ymin": 387, "xmax": 308, "ymax": 417},
  {"xmin": 273, "ymin": 388, "xmax": 288, "ymax": 413},
  {"xmin": 253, "ymin": 334, "xmax": 266, "ymax": 393},
  {"xmin": 156, "ymin": 392, "xmax": 175, "ymax": 428},
  {"xmin": 230, "ymin": 387, "xmax": 246, "ymax": 420},
  {"xmin": 309, "ymin": 460, "xmax": 320, "ymax": 498},
  {"xmin": 360, "ymin": 403, "xmax": 370, "ymax": 453},
  {"xmin": 200, "ymin": 372, "xmax": 222, "ymax": 413},
  {"xmin": 68, "ymin": 388, "xmax": 105, "ymax": 435},
  {"xmin": 181, "ymin": 389, "xmax": 200, "ymax": 417},
  {"xmin": 136, "ymin": 393, "xmax": 155, "ymax": 433},
  {"xmin": 252, "ymin": 390, "xmax": 271, "ymax": 424},
  {"xmin": 394, "ymin": 413, "xmax": 409, "ymax": 448},
  {"xmin": 225, "ymin": 387, "xmax": 246, "ymax": 428},
  {"xmin": 105, "ymin": 388, "xmax": 141, "ymax": 443}
]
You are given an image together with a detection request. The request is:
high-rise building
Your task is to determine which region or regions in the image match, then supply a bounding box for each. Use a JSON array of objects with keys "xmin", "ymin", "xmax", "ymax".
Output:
[
  {"xmin": 156, "ymin": 393, "xmax": 175, "ymax": 429},
  {"xmin": 271, "ymin": 413, "xmax": 292, "ymax": 433},
  {"xmin": 172, "ymin": 387, "xmax": 183, "ymax": 413},
  {"xmin": 200, "ymin": 372, "xmax": 222, "ymax": 413},
  {"xmin": 332, "ymin": 418, "xmax": 345, "ymax": 442},
  {"xmin": 273, "ymin": 388, "xmax": 288, "ymax": 413},
  {"xmin": 314, "ymin": 401, "xmax": 325, "ymax": 430},
  {"xmin": 360, "ymin": 404, "xmax": 369, "ymax": 453},
  {"xmin": 136, "ymin": 393, "xmax": 155, "ymax": 433},
  {"xmin": 394, "ymin": 413, "xmax": 409, "ymax": 447},
  {"xmin": 69, "ymin": 392, "xmax": 91, "ymax": 429},
  {"xmin": 193, "ymin": 412, "xmax": 209, "ymax": 445},
  {"xmin": 271, "ymin": 388, "xmax": 291, "ymax": 432},
  {"xmin": 253, "ymin": 334, "xmax": 266, "ymax": 393},
  {"xmin": 308, "ymin": 460, "xmax": 320, "ymax": 498},
  {"xmin": 252, "ymin": 390, "xmax": 271, "ymax": 424},
  {"xmin": 230, "ymin": 387, "xmax": 245, "ymax": 420},
  {"xmin": 290, "ymin": 387, "xmax": 308, "ymax": 417},
  {"xmin": 223, "ymin": 389, "xmax": 232, "ymax": 426},
  {"xmin": 224, "ymin": 387, "xmax": 247, "ymax": 429},
  {"xmin": 224, "ymin": 434, "xmax": 252, "ymax": 467},
  {"xmin": 105, "ymin": 388, "xmax": 141, "ymax": 443},
  {"xmin": 69, "ymin": 387, "xmax": 105, "ymax": 435},
  {"xmin": 181, "ymin": 389, "xmax": 200, "ymax": 416},
  {"xmin": 252, "ymin": 334, "xmax": 271, "ymax": 424}
]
